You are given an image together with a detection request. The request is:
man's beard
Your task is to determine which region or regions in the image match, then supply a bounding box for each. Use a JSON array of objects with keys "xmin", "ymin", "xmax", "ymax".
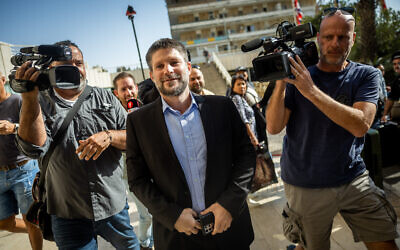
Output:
[
  {"xmin": 190, "ymin": 84, "xmax": 202, "ymax": 94},
  {"xmin": 320, "ymin": 48, "xmax": 351, "ymax": 67},
  {"xmin": 157, "ymin": 73, "xmax": 188, "ymax": 96},
  {"xmin": 77, "ymin": 77, "xmax": 87, "ymax": 92}
]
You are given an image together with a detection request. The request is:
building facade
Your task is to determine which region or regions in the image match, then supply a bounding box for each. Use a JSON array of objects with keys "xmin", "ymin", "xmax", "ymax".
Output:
[{"xmin": 166, "ymin": 0, "xmax": 316, "ymax": 63}]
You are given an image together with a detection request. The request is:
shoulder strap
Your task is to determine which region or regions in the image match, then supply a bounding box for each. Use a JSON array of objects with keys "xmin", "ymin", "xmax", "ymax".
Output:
[{"xmin": 38, "ymin": 86, "xmax": 93, "ymax": 187}]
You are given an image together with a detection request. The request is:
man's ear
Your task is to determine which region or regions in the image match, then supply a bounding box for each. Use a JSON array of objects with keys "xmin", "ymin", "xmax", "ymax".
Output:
[
  {"xmin": 187, "ymin": 61, "xmax": 192, "ymax": 72},
  {"xmin": 113, "ymin": 89, "xmax": 118, "ymax": 98},
  {"xmin": 150, "ymin": 71, "xmax": 154, "ymax": 81}
]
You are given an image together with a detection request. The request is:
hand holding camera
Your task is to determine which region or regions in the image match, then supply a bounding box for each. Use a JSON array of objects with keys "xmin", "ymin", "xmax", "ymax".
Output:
[{"xmin": 10, "ymin": 45, "xmax": 81, "ymax": 93}]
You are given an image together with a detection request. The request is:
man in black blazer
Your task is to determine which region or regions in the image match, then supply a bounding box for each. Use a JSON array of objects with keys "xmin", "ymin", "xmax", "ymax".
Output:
[{"xmin": 126, "ymin": 38, "xmax": 256, "ymax": 250}]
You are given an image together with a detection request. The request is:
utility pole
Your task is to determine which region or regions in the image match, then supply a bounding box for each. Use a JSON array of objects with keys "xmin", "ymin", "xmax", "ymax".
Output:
[{"xmin": 126, "ymin": 5, "xmax": 145, "ymax": 80}]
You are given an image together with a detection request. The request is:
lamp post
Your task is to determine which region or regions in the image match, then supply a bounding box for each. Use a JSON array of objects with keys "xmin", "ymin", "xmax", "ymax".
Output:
[{"xmin": 126, "ymin": 5, "xmax": 145, "ymax": 80}]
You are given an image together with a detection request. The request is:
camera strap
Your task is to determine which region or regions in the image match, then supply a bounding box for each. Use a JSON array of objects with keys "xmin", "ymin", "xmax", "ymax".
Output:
[{"xmin": 38, "ymin": 85, "xmax": 93, "ymax": 190}]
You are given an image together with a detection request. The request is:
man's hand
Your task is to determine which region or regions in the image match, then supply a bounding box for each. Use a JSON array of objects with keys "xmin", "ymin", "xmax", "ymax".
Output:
[
  {"xmin": 0, "ymin": 120, "xmax": 16, "ymax": 135},
  {"xmin": 15, "ymin": 61, "xmax": 41, "ymax": 99},
  {"xmin": 76, "ymin": 131, "xmax": 111, "ymax": 161},
  {"xmin": 283, "ymin": 55, "xmax": 316, "ymax": 98},
  {"xmin": 174, "ymin": 208, "xmax": 202, "ymax": 236},
  {"xmin": 200, "ymin": 202, "xmax": 232, "ymax": 235}
]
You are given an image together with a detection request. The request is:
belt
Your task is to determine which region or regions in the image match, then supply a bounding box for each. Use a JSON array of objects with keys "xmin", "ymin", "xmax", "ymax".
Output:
[{"xmin": 0, "ymin": 160, "xmax": 29, "ymax": 171}]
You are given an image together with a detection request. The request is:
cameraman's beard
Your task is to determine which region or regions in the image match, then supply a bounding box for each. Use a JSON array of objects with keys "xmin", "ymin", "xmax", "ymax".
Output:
[
  {"xmin": 320, "ymin": 47, "xmax": 352, "ymax": 67},
  {"xmin": 77, "ymin": 77, "xmax": 87, "ymax": 92}
]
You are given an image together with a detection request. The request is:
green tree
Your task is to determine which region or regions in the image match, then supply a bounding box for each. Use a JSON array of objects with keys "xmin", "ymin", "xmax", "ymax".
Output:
[{"xmin": 356, "ymin": 0, "xmax": 377, "ymax": 63}]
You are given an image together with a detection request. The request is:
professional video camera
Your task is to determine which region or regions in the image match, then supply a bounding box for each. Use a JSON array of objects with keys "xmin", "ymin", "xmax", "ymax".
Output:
[
  {"xmin": 241, "ymin": 21, "xmax": 319, "ymax": 82},
  {"xmin": 9, "ymin": 45, "xmax": 81, "ymax": 93}
]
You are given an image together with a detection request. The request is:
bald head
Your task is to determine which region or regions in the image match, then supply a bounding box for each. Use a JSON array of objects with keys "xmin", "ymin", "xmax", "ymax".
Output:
[
  {"xmin": 321, "ymin": 11, "xmax": 355, "ymax": 32},
  {"xmin": 317, "ymin": 12, "xmax": 356, "ymax": 71},
  {"xmin": 189, "ymin": 68, "xmax": 205, "ymax": 94}
]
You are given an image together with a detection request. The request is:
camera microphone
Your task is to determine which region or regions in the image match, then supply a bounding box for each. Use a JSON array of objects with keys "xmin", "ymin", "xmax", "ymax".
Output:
[
  {"xmin": 20, "ymin": 45, "xmax": 70, "ymax": 57},
  {"xmin": 241, "ymin": 38, "xmax": 265, "ymax": 52}
]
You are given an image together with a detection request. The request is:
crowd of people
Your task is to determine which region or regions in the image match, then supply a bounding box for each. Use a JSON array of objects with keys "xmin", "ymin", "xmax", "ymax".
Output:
[{"xmin": 0, "ymin": 7, "xmax": 399, "ymax": 250}]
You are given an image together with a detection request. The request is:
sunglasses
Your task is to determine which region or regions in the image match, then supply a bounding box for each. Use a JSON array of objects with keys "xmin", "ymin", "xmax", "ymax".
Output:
[
  {"xmin": 322, "ymin": 7, "xmax": 355, "ymax": 17},
  {"xmin": 192, "ymin": 64, "xmax": 201, "ymax": 70}
]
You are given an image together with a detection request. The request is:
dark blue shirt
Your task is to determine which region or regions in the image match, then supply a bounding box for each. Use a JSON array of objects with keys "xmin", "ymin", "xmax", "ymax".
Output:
[{"xmin": 281, "ymin": 61, "xmax": 379, "ymax": 188}]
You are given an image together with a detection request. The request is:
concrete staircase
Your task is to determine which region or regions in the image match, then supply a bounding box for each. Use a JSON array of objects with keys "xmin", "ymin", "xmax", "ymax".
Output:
[{"xmin": 197, "ymin": 62, "xmax": 228, "ymax": 96}]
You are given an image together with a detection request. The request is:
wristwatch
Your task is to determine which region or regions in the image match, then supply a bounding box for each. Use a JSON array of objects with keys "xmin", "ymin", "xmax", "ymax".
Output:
[
  {"xmin": 104, "ymin": 130, "xmax": 112, "ymax": 143},
  {"xmin": 13, "ymin": 123, "xmax": 19, "ymax": 135}
]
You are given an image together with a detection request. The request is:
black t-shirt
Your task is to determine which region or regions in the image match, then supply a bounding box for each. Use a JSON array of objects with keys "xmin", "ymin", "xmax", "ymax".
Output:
[{"xmin": 388, "ymin": 75, "xmax": 400, "ymax": 101}]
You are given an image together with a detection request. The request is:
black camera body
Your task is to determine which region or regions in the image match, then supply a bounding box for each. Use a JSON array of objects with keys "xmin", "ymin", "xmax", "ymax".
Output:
[
  {"xmin": 9, "ymin": 45, "xmax": 81, "ymax": 93},
  {"xmin": 242, "ymin": 22, "xmax": 319, "ymax": 82}
]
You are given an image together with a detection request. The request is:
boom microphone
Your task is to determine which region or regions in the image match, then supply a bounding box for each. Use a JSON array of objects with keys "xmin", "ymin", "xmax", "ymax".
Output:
[{"xmin": 241, "ymin": 38, "xmax": 267, "ymax": 52}]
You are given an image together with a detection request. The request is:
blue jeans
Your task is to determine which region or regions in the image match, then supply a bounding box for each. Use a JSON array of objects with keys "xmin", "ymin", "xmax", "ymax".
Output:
[
  {"xmin": 0, "ymin": 160, "xmax": 39, "ymax": 219},
  {"xmin": 51, "ymin": 202, "xmax": 140, "ymax": 250},
  {"xmin": 122, "ymin": 154, "xmax": 153, "ymax": 248},
  {"xmin": 131, "ymin": 192, "xmax": 153, "ymax": 248}
]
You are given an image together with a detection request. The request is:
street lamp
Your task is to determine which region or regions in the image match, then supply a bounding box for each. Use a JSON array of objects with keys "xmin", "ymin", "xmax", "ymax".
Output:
[{"xmin": 126, "ymin": 5, "xmax": 145, "ymax": 80}]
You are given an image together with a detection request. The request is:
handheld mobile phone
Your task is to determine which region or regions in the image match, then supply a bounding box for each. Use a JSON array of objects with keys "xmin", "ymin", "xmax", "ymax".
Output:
[{"xmin": 196, "ymin": 212, "xmax": 215, "ymax": 236}]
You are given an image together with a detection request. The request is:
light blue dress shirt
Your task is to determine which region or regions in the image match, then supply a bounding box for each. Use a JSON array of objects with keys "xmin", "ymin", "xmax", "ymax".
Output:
[{"xmin": 161, "ymin": 94, "xmax": 207, "ymax": 213}]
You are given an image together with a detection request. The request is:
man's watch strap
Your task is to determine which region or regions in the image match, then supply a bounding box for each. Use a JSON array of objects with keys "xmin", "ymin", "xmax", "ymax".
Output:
[
  {"xmin": 104, "ymin": 130, "xmax": 112, "ymax": 143},
  {"xmin": 13, "ymin": 123, "xmax": 19, "ymax": 135}
]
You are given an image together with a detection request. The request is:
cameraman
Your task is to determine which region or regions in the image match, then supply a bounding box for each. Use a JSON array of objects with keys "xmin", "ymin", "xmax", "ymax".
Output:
[
  {"xmin": 14, "ymin": 40, "xmax": 140, "ymax": 249},
  {"xmin": 266, "ymin": 10, "xmax": 398, "ymax": 250}
]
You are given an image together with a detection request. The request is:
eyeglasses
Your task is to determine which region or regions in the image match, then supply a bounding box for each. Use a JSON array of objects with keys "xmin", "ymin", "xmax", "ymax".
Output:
[{"xmin": 322, "ymin": 7, "xmax": 355, "ymax": 17}]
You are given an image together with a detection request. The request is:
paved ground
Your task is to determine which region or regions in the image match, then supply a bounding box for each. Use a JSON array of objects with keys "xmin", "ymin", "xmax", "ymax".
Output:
[{"xmin": 1, "ymin": 130, "xmax": 399, "ymax": 249}]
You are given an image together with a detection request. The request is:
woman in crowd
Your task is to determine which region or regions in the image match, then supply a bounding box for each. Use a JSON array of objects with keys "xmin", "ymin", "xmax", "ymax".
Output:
[
  {"xmin": 230, "ymin": 75, "xmax": 278, "ymax": 193},
  {"xmin": 230, "ymin": 74, "xmax": 259, "ymax": 147}
]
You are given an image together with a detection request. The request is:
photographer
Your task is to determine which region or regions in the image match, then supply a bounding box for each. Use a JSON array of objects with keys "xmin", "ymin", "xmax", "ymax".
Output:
[
  {"xmin": 266, "ymin": 9, "xmax": 398, "ymax": 250},
  {"xmin": 14, "ymin": 40, "xmax": 140, "ymax": 249}
]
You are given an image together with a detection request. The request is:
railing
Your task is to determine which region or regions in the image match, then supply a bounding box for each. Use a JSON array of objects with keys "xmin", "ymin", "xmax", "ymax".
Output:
[{"xmin": 211, "ymin": 52, "xmax": 231, "ymax": 87}]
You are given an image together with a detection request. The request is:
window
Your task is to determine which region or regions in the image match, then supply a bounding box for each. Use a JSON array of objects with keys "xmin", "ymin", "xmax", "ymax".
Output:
[
  {"xmin": 263, "ymin": 7, "xmax": 267, "ymax": 12},
  {"xmin": 211, "ymin": 31, "xmax": 216, "ymax": 37},
  {"xmin": 194, "ymin": 16, "xmax": 199, "ymax": 21},
  {"xmin": 209, "ymin": 12, "xmax": 214, "ymax": 19},
  {"xmin": 246, "ymin": 25, "xmax": 255, "ymax": 32},
  {"xmin": 217, "ymin": 30, "xmax": 224, "ymax": 36}
]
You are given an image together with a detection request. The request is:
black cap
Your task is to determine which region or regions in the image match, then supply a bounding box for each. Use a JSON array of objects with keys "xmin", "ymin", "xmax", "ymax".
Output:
[
  {"xmin": 235, "ymin": 66, "xmax": 247, "ymax": 73},
  {"xmin": 392, "ymin": 51, "xmax": 400, "ymax": 61}
]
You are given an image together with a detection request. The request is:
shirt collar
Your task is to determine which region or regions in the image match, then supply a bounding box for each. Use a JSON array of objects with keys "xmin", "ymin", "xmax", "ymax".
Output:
[{"xmin": 161, "ymin": 92, "xmax": 199, "ymax": 115}]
